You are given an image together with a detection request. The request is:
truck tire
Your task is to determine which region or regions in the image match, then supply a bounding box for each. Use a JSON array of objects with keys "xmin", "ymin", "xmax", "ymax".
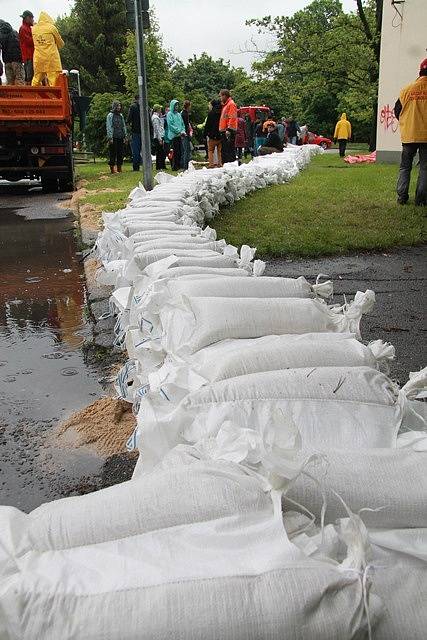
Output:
[
  {"xmin": 41, "ymin": 176, "xmax": 58, "ymax": 193},
  {"xmin": 59, "ymin": 137, "xmax": 75, "ymax": 193}
]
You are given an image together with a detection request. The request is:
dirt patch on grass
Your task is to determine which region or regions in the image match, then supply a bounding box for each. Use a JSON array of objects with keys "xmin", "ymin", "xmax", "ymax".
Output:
[{"xmin": 55, "ymin": 397, "xmax": 136, "ymax": 456}]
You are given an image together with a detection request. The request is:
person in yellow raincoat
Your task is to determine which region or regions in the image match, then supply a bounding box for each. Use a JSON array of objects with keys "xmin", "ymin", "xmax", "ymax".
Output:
[
  {"xmin": 31, "ymin": 12, "xmax": 64, "ymax": 87},
  {"xmin": 333, "ymin": 113, "xmax": 352, "ymax": 157}
]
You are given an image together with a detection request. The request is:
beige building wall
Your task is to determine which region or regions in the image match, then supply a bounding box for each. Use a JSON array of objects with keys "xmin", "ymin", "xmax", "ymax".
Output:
[{"xmin": 377, "ymin": 0, "xmax": 427, "ymax": 162}]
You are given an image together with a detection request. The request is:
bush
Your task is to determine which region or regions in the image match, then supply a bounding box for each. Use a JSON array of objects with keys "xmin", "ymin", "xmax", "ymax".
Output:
[{"xmin": 86, "ymin": 92, "xmax": 132, "ymax": 157}]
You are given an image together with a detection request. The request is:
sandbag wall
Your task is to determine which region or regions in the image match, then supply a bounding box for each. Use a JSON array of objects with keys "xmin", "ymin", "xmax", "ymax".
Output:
[{"xmin": 0, "ymin": 147, "xmax": 426, "ymax": 639}]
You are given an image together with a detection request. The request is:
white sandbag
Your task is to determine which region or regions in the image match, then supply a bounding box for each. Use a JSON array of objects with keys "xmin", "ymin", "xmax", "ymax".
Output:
[
  {"xmin": 129, "ymin": 277, "xmax": 333, "ymax": 344},
  {"xmin": 129, "ymin": 231, "xmax": 205, "ymax": 243},
  {"xmin": 126, "ymin": 221, "xmax": 196, "ymax": 233},
  {"xmin": 137, "ymin": 366, "xmax": 402, "ymax": 471},
  {"xmin": 396, "ymin": 429, "xmax": 427, "ymax": 450},
  {"xmin": 160, "ymin": 292, "xmax": 375, "ymax": 356},
  {"xmin": 129, "ymin": 249, "xmax": 240, "ymax": 276},
  {"xmin": 134, "ymin": 266, "xmax": 251, "ymax": 294},
  {"xmin": 128, "ymin": 229, "xmax": 203, "ymax": 240},
  {"xmin": 149, "ymin": 334, "xmax": 395, "ymax": 395},
  {"xmin": 369, "ymin": 534, "xmax": 427, "ymax": 640},
  {"xmin": 24, "ymin": 459, "xmax": 271, "ymax": 551},
  {"xmin": 284, "ymin": 448, "xmax": 427, "ymax": 528},
  {"xmin": 159, "ymin": 275, "xmax": 330, "ymax": 300},
  {"xmin": 123, "ymin": 211, "xmax": 179, "ymax": 222},
  {"xmin": 0, "ymin": 482, "xmax": 380, "ymax": 640},
  {"xmin": 130, "ymin": 239, "xmax": 225, "ymax": 254}
]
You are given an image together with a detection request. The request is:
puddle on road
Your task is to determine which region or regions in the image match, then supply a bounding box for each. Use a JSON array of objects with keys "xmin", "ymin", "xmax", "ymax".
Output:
[{"xmin": 0, "ymin": 207, "xmax": 107, "ymax": 512}]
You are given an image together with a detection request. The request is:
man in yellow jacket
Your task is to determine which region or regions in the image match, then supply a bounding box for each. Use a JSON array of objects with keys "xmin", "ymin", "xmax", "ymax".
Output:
[
  {"xmin": 394, "ymin": 58, "xmax": 427, "ymax": 206},
  {"xmin": 31, "ymin": 12, "xmax": 64, "ymax": 87},
  {"xmin": 333, "ymin": 113, "xmax": 352, "ymax": 157}
]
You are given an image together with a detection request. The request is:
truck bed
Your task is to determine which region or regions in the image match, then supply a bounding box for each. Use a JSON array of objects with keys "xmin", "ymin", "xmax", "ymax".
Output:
[
  {"xmin": 0, "ymin": 75, "xmax": 72, "ymax": 125},
  {"xmin": 0, "ymin": 75, "xmax": 74, "ymax": 190}
]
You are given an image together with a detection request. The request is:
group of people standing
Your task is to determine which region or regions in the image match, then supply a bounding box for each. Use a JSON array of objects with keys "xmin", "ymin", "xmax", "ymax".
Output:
[
  {"xmin": 0, "ymin": 11, "xmax": 64, "ymax": 86},
  {"xmin": 164, "ymin": 89, "xmax": 241, "ymax": 170},
  {"xmin": 106, "ymin": 89, "xmax": 248, "ymax": 174}
]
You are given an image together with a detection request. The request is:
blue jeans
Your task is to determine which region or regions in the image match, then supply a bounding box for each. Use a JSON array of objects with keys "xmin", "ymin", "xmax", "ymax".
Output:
[
  {"xmin": 181, "ymin": 136, "xmax": 191, "ymax": 170},
  {"xmin": 131, "ymin": 133, "xmax": 142, "ymax": 170}
]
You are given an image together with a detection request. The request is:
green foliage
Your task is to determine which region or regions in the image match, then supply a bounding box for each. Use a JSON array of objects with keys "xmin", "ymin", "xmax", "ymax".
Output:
[
  {"xmin": 85, "ymin": 92, "xmax": 131, "ymax": 157},
  {"xmin": 56, "ymin": 0, "xmax": 127, "ymax": 94},
  {"xmin": 117, "ymin": 15, "xmax": 178, "ymax": 106},
  {"xmin": 171, "ymin": 53, "xmax": 247, "ymax": 100},
  {"xmin": 247, "ymin": 0, "xmax": 381, "ymax": 143}
]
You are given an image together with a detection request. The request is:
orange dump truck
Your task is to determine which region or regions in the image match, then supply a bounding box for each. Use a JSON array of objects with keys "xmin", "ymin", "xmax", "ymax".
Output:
[{"xmin": 0, "ymin": 74, "xmax": 74, "ymax": 191}]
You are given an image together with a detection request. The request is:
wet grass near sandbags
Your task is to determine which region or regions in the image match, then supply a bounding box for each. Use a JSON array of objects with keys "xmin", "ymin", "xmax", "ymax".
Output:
[
  {"xmin": 212, "ymin": 154, "xmax": 426, "ymax": 257},
  {"xmin": 77, "ymin": 162, "xmax": 176, "ymax": 213}
]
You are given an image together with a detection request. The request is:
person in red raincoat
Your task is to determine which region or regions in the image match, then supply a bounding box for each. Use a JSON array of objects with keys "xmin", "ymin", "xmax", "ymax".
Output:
[
  {"xmin": 235, "ymin": 116, "xmax": 247, "ymax": 165},
  {"xmin": 18, "ymin": 10, "xmax": 34, "ymax": 84}
]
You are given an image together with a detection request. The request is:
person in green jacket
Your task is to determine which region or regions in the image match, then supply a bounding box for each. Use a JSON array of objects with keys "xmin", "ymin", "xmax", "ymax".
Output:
[{"xmin": 165, "ymin": 99, "xmax": 186, "ymax": 171}]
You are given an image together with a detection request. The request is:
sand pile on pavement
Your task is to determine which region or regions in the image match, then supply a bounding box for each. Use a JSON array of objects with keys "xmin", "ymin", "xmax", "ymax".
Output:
[
  {"xmin": 56, "ymin": 397, "xmax": 136, "ymax": 456},
  {"xmin": 79, "ymin": 203, "xmax": 103, "ymax": 231}
]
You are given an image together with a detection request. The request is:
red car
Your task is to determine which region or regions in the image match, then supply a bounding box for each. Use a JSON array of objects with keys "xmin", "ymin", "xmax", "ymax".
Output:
[{"xmin": 301, "ymin": 130, "xmax": 332, "ymax": 149}]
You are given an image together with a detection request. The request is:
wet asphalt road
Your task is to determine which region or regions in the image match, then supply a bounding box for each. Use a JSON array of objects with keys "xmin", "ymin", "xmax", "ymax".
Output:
[
  {"xmin": 0, "ymin": 181, "xmax": 111, "ymax": 511},
  {"xmin": 266, "ymin": 245, "xmax": 427, "ymax": 385}
]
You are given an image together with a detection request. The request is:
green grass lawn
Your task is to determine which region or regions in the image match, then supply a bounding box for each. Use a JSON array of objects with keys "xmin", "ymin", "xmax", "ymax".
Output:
[
  {"xmin": 212, "ymin": 153, "xmax": 426, "ymax": 257},
  {"xmin": 76, "ymin": 161, "xmax": 176, "ymax": 212},
  {"xmin": 77, "ymin": 154, "xmax": 425, "ymax": 257}
]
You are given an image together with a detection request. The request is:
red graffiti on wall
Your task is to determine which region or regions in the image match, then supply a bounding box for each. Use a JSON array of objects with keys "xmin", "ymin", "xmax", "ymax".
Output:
[{"xmin": 379, "ymin": 104, "xmax": 399, "ymax": 133}]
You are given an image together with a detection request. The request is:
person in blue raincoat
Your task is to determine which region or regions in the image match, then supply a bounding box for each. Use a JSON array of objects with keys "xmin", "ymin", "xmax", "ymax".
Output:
[{"xmin": 165, "ymin": 99, "xmax": 186, "ymax": 171}]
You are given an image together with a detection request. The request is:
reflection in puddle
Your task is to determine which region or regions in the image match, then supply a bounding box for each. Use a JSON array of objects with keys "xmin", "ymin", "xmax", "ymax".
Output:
[{"xmin": 0, "ymin": 208, "xmax": 106, "ymax": 512}]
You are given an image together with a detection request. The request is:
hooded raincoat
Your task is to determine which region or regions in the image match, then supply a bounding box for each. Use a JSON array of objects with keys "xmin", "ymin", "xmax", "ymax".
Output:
[
  {"xmin": 165, "ymin": 100, "xmax": 185, "ymax": 143},
  {"xmin": 32, "ymin": 12, "xmax": 64, "ymax": 86},
  {"xmin": 334, "ymin": 113, "xmax": 352, "ymax": 140},
  {"xmin": 0, "ymin": 20, "xmax": 22, "ymax": 63}
]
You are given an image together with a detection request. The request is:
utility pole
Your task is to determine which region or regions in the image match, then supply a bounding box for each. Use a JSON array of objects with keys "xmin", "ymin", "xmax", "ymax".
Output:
[{"xmin": 133, "ymin": 0, "xmax": 153, "ymax": 190}]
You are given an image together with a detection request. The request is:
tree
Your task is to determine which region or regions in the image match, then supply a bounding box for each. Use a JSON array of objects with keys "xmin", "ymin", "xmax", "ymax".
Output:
[
  {"xmin": 116, "ymin": 19, "xmax": 177, "ymax": 107},
  {"xmin": 171, "ymin": 53, "xmax": 247, "ymax": 100},
  {"xmin": 246, "ymin": 0, "xmax": 381, "ymax": 145},
  {"xmin": 56, "ymin": 0, "xmax": 127, "ymax": 94}
]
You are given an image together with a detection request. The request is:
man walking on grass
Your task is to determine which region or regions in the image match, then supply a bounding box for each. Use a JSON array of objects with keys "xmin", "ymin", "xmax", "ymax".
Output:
[
  {"xmin": 334, "ymin": 113, "xmax": 352, "ymax": 157},
  {"xmin": 394, "ymin": 58, "xmax": 427, "ymax": 206}
]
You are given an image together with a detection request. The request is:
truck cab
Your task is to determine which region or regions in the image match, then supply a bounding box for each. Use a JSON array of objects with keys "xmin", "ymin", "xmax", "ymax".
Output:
[
  {"xmin": 0, "ymin": 74, "xmax": 74, "ymax": 192},
  {"xmin": 237, "ymin": 106, "xmax": 272, "ymax": 123}
]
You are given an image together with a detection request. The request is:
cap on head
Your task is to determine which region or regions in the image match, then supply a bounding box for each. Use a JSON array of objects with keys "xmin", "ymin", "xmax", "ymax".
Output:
[
  {"xmin": 20, "ymin": 10, "xmax": 33, "ymax": 18},
  {"xmin": 420, "ymin": 58, "xmax": 427, "ymax": 72}
]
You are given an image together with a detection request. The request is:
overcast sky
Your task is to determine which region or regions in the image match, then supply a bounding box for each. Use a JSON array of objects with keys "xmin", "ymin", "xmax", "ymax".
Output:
[{"xmin": 1, "ymin": 0, "xmax": 355, "ymax": 69}]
